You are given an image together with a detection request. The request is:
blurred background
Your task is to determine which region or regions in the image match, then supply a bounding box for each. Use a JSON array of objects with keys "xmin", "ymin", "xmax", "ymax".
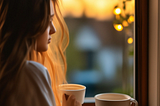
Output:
[{"xmin": 61, "ymin": 0, "xmax": 135, "ymax": 97}]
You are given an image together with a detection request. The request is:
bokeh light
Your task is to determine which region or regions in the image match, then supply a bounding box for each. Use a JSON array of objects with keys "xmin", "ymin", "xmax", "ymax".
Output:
[
  {"xmin": 114, "ymin": 24, "xmax": 123, "ymax": 31},
  {"xmin": 127, "ymin": 37, "xmax": 133, "ymax": 44},
  {"xmin": 113, "ymin": 7, "xmax": 121, "ymax": 15},
  {"xmin": 128, "ymin": 15, "xmax": 134, "ymax": 23},
  {"xmin": 122, "ymin": 20, "xmax": 129, "ymax": 27}
]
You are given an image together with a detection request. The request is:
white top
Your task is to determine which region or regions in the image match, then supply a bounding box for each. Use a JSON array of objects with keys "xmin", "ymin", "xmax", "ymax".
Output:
[{"xmin": 9, "ymin": 61, "xmax": 56, "ymax": 106}]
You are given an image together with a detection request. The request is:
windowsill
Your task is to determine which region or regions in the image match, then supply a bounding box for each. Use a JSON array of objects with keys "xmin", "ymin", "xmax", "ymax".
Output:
[{"xmin": 84, "ymin": 97, "xmax": 95, "ymax": 103}]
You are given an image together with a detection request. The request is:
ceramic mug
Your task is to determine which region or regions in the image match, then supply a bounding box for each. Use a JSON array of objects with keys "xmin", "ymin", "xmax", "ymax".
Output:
[
  {"xmin": 59, "ymin": 84, "xmax": 86, "ymax": 104},
  {"xmin": 95, "ymin": 93, "xmax": 138, "ymax": 106}
]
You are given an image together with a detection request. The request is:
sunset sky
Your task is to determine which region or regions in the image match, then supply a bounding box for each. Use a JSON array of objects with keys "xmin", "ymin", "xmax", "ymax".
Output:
[{"xmin": 61, "ymin": 0, "xmax": 135, "ymax": 21}]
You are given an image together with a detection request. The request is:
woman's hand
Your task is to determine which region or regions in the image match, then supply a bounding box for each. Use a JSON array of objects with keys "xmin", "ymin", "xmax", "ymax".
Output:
[{"xmin": 62, "ymin": 94, "xmax": 81, "ymax": 106}]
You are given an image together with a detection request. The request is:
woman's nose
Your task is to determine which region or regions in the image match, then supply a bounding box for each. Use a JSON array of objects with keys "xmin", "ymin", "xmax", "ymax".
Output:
[{"xmin": 49, "ymin": 22, "xmax": 56, "ymax": 35}]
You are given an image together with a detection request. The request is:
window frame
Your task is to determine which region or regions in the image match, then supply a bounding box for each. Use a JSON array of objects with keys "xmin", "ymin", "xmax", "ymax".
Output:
[
  {"xmin": 149, "ymin": 0, "xmax": 160, "ymax": 105},
  {"xmin": 135, "ymin": 0, "xmax": 149, "ymax": 106},
  {"xmin": 158, "ymin": 0, "xmax": 160, "ymax": 105}
]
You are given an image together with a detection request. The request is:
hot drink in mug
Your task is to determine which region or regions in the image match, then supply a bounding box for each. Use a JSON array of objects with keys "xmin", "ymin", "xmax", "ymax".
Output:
[{"xmin": 95, "ymin": 93, "xmax": 138, "ymax": 106}]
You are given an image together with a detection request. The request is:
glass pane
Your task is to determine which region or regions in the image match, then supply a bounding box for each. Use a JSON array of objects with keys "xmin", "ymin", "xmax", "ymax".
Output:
[{"xmin": 62, "ymin": 0, "xmax": 135, "ymax": 97}]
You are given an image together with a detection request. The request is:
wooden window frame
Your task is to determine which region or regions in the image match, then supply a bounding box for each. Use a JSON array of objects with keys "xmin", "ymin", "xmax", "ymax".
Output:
[
  {"xmin": 82, "ymin": 0, "xmax": 149, "ymax": 106},
  {"xmin": 135, "ymin": 0, "xmax": 149, "ymax": 106}
]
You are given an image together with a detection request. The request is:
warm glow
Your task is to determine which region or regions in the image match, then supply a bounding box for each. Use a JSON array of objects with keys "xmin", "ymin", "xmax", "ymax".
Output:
[
  {"xmin": 83, "ymin": 0, "xmax": 97, "ymax": 18},
  {"xmin": 128, "ymin": 15, "xmax": 134, "ymax": 23},
  {"xmin": 114, "ymin": 24, "xmax": 123, "ymax": 31},
  {"xmin": 113, "ymin": 7, "xmax": 121, "ymax": 15},
  {"xmin": 62, "ymin": 0, "xmax": 84, "ymax": 18},
  {"xmin": 125, "ymin": 0, "xmax": 135, "ymax": 14},
  {"xmin": 127, "ymin": 37, "xmax": 133, "ymax": 44},
  {"xmin": 116, "ymin": 15, "xmax": 120, "ymax": 20},
  {"xmin": 95, "ymin": 0, "xmax": 114, "ymax": 20},
  {"xmin": 84, "ymin": 0, "xmax": 116, "ymax": 20},
  {"xmin": 122, "ymin": 20, "xmax": 129, "ymax": 27},
  {"xmin": 118, "ymin": 0, "xmax": 135, "ymax": 17},
  {"xmin": 61, "ymin": 0, "xmax": 134, "ymax": 21}
]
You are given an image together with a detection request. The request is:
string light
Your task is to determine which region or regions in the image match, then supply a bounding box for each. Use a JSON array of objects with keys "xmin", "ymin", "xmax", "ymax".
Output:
[
  {"xmin": 114, "ymin": 24, "xmax": 123, "ymax": 31},
  {"xmin": 113, "ymin": 7, "xmax": 121, "ymax": 15},
  {"xmin": 128, "ymin": 15, "xmax": 134, "ymax": 23},
  {"xmin": 127, "ymin": 37, "xmax": 133, "ymax": 44},
  {"xmin": 122, "ymin": 20, "xmax": 129, "ymax": 27}
]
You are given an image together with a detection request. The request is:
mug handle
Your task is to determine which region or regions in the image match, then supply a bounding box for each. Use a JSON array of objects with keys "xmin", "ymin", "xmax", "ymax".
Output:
[{"xmin": 130, "ymin": 98, "xmax": 138, "ymax": 106}]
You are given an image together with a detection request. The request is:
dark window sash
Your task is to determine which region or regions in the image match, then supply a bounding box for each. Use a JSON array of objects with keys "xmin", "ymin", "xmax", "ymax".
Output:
[{"xmin": 135, "ymin": 0, "xmax": 149, "ymax": 106}]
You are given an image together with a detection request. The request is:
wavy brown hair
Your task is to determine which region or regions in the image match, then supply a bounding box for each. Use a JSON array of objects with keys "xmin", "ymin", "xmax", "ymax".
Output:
[{"xmin": 0, "ymin": 0, "xmax": 69, "ymax": 105}]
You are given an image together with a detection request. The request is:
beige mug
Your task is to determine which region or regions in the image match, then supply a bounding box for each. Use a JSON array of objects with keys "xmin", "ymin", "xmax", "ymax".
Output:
[
  {"xmin": 95, "ymin": 93, "xmax": 138, "ymax": 106},
  {"xmin": 59, "ymin": 84, "xmax": 86, "ymax": 104}
]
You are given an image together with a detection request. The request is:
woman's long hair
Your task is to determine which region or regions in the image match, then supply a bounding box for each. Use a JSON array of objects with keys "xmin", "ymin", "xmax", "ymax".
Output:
[{"xmin": 0, "ymin": 0, "xmax": 69, "ymax": 105}]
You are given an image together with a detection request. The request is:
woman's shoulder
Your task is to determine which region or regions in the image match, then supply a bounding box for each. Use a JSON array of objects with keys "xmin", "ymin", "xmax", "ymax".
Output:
[
  {"xmin": 25, "ymin": 60, "xmax": 47, "ymax": 71},
  {"xmin": 24, "ymin": 61, "xmax": 48, "ymax": 75},
  {"xmin": 22, "ymin": 60, "xmax": 51, "ymax": 84},
  {"xmin": 12, "ymin": 61, "xmax": 55, "ymax": 106}
]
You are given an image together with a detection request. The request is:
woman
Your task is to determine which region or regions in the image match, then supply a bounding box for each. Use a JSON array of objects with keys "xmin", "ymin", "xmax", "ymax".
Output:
[{"xmin": 0, "ymin": 0, "xmax": 80, "ymax": 106}]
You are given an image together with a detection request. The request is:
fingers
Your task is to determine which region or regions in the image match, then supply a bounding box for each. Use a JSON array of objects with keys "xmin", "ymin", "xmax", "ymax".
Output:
[
  {"xmin": 62, "ymin": 94, "xmax": 81, "ymax": 106},
  {"xmin": 67, "ymin": 94, "xmax": 76, "ymax": 101},
  {"xmin": 62, "ymin": 94, "xmax": 67, "ymax": 106},
  {"xmin": 74, "ymin": 100, "xmax": 81, "ymax": 106},
  {"xmin": 62, "ymin": 94, "xmax": 66, "ymax": 102},
  {"xmin": 68, "ymin": 95, "xmax": 81, "ymax": 106},
  {"xmin": 65, "ymin": 94, "xmax": 69, "ymax": 100}
]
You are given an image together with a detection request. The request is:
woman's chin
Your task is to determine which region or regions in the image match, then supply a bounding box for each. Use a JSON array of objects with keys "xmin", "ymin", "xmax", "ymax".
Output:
[{"xmin": 36, "ymin": 46, "xmax": 48, "ymax": 52}]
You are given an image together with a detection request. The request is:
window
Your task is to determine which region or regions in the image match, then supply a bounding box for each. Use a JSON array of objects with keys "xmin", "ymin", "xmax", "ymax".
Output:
[
  {"xmin": 61, "ymin": 0, "xmax": 148, "ymax": 105},
  {"xmin": 62, "ymin": 0, "xmax": 135, "ymax": 97}
]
